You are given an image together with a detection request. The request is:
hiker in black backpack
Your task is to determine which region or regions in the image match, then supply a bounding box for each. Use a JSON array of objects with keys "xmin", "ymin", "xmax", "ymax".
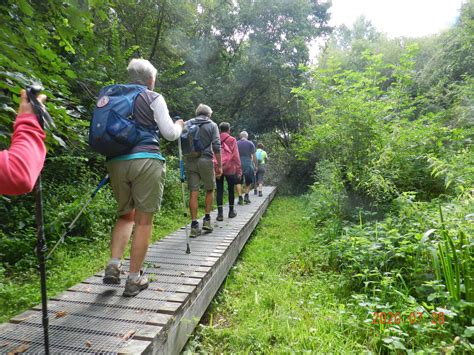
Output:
[
  {"xmin": 182, "ymin": 104, "xmax": 221, "ymax": 237},
  {"xmin": 100, "ymin": 58, "xmax": 184, "ymax": 297}
]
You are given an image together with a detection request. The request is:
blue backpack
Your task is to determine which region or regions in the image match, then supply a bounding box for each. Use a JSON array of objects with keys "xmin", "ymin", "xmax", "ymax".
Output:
[
  {"xmin": 180, "ymin": 119, "xmax": 211, "ymax": 158},
  {"xmin": 89, "ymin": 84, "xmax": 148, "ymax": 157}
]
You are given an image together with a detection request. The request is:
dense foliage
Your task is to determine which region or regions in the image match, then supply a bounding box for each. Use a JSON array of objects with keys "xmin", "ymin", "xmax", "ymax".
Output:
[
  {"xmin": 0, "ymin": 0, "xmax": 472, "ymax": 352},
  {"xmin": 294, "ymin": 2, "xmax": 474, "ymax": 351}
]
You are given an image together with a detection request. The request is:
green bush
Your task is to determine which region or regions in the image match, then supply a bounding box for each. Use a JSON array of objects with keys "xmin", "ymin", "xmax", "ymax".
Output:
[
  {"xmin": 306, "ymin": 187, "xmax": 473, "ymax": 352},
  {"xmin": 305, "ymin": 160, "xmax": 348, "ymax": 226}
]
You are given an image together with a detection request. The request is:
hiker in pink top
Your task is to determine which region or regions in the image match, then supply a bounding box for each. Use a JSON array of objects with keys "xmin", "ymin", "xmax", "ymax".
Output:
[
  {"xmin": 215, "ymin": 122, "xmax": 242, "ymax": 221},
  {"xmin": 0, "ymin": 89, "xmax": 47, "ymax": 195}
]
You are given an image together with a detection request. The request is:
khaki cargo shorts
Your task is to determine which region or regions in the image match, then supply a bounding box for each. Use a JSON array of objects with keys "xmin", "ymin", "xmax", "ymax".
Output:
[
  {"xmin": 106, "ymin": 159, "xmax": 166, "ymax": 215},
  {"xmin": 184, "ymin": 156, "xmax": 216, "ymax": 191}
]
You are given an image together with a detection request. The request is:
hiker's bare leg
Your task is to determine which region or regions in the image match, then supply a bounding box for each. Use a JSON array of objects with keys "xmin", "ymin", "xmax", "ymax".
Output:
[
  {"xmin": 110, "ymin": 210, "xmax": 135, "ymax": 259},
  {"xmin": 236, "ymin": 183, "xmax": 242, "ymax": 196},
  {"xmin": 205, "ymin": 189, "xmax": 213, "ymax": 214},
  {"xmin": 129, "ymin": 210, "xmax": 154, "ymax": 273},
  {"xmin": 189, "ymin": 190, "xmax": 199, "ymax": 220},
  {"xmin": 245, "ymin": 184, "xmax": 251, "ymax": 194}
]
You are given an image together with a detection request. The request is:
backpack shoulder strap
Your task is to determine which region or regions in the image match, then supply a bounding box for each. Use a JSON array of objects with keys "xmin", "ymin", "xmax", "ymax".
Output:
[
  {"xmin": 221, "ymin": 135, "xmax": 232, "ymax": 150},
  {"xmin": 221, "ymin": 135, "xmax": 231, "ymax": 144}
]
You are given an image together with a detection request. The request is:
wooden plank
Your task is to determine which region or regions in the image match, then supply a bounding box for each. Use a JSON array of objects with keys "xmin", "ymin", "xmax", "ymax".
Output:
[
  {"xmin": 147, "ymin": 247, "xmax": 223, "ymax": 258},
  {"xmin": 156, "ymin": 236, "xmax": 233, "ymax": 245},
  {"xmin": 0, "ymin": 322, "xmax": 152, "ymax": 354},
  {"xmin": 9, "ymin": 310, "xmax": 162, "ymax": 342},
  {"xmin": 51, "ymin": 291, "xmax": 182, "ymax": 314},
  {"xmin": 31, "ymin": 301, "xmax": 173, "ymax": 326},
  {"xmin": 143, "ymin": 251, "xmax": 220, "ymax": 263},
  {"xmin": 154, "ymin": 241, "xmax": 231, "ymax": 250},
  {"xmin": 67, "ymin": 284, "xmax": 189, "ymax": 303},
  {"xmin": 83, "ymin": 277, "xmax": 197, "ymax": 294},
  {"xmin": 97, "ymin": 262, "xmax": 212, "ymax": 273},
  {"xmin": 151, "ymin": 246, "xmax": 227, "ymax": 254},
  {"xmin": 143, "ymin": 255, "xmax": 216, "ymax": 267},
  {"xmin": 92, "ymin": 273, "xmax": 203, "ymax": 285},
  {"xmin": 164, "ymin": 235, "xmax": 235, "ymax": 242}
]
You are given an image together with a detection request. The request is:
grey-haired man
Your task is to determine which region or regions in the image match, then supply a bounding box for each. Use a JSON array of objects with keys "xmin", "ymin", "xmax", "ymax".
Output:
[
  {"xmin": 184, "ymin": 104, "xmax": 222, "ymax": 237},
  {"xmin": 102, "ymin": 58, "xmax": 184, "ymax": 297}
]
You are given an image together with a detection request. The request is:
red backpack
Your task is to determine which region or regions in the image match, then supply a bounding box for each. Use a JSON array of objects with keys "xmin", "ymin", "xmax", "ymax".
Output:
[{"xmin": 214, "ymin": 135, "xmax": 234, "ymax": 175}]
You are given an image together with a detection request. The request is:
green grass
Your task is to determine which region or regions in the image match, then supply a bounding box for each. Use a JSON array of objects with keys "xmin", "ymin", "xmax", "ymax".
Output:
[
  {"xmin": 0, "ymin": 210, "xmax": 184, "ymax": 323},
  {"xmin": 185, "ymin": 196, "xmax": 367, "ymax": 353}
]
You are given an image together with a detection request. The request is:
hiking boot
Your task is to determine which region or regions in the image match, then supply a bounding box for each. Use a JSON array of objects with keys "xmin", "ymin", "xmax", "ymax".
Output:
[
  {"xmin": 244, "ymin": 194, "xmax": 251, "ymax": 204},
  {"xmin": 103, "ymin": 263, "xmax": 121, "ymax": 285},
  {"xmin": 228, "ymin": 207, "xmax": 237, "ymax": 218},
  {"xmin": 190, "ymin": 223, "xmax": 201, "ymax": 238},
  {"xmin": 216, "ymin": 207, "xmax": 224, "ymax": 221},
  {"xmin": 254, "ymin": 188, "xmax": 258, "ymax": 195},
  {"xmin": 123, "ymin": 272, "xmax": 149, "ymax": 297},
  {"xmin": 238, "ymin": 196, "xmax": 244, "ymax": 205},
  {"xmin": 259, "ymin": 191, "xmax": 263, "ymax": 197},
  {"xmin": 202, "ymin": 217, "xmax": 213, "ymax": 233}
]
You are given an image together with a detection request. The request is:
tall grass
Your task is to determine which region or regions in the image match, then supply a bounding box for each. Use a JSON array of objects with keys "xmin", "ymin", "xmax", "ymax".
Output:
[{"xmin": 186, "ymin": 197, "xmax": 367, "ymax": 353}]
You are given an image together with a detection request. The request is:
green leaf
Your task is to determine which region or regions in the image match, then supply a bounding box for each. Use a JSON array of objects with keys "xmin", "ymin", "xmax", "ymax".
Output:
[
  {"xmin": 64, "ymin": 69, "xmax": 77, "ymax": 79},
  {"xmin": 52, "ymin": 134, "xmax": 67, "ymax": 148},
  {"xmin": 18, "ymin": 0, "xmax": 34, "ymax": 17},
  {"xmin": 463, "ymin": 326, "xmax": 474, "ymax": 338}
]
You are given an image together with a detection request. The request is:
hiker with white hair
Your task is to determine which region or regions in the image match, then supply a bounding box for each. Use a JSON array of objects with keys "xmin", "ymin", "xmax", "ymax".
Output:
[
  {"xmin": 236, "ymin": 130, "xmax": 256, "ymax": 205},
  {"xmin": 183, "ymin": 103, "xmax": 222, "ymax": 237},
  {"xmin": 100, "ymin": 58, "xmax": 184, "ymax": 297}
]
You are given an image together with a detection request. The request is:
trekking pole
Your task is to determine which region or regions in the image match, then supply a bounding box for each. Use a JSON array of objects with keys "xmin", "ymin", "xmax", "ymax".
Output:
[
  {"xmin": 47, "ymin": 174, "xmax": 110, "ymax": 259},
  {"xmin": 26, "ymin": 85, "xmax": 52, "ymax": 355},
  {"xmin": 34, "ymin": 177, "xmax": 50, "ymax": 355},
  {"xmin": 178, "ymin": 138, "xmax": 191, "ymax": 254},
  {"xmin": 254, "ymin": 167, "xmax": 258, "ymax": 195}
]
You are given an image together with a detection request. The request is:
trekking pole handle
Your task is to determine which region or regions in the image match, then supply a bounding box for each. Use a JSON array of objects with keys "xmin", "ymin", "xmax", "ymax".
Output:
[
  {"xmin": 92, "ymin": 174, "xmax": 110, "ymax": 198},
  {"xmin": 177, "ymin": 135, "xmax": 186, "ymax": 183},
  {"xmin": 26, "ymin": 85, "xmax": 55, "ymax": 131}
]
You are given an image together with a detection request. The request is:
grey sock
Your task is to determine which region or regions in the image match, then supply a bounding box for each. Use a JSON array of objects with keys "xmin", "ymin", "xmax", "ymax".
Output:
[
  {"xmin": 128, "ymin": 272, "xmax": 140, "ymax": 281},
  {"xmin": 108, "ymin": 258, "xmax": 121, "ymax": 267}
]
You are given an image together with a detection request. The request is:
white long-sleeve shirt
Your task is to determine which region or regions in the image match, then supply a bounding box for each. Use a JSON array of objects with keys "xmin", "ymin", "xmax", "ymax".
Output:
[{"xmin": 150, "ymin": 95, "xmax": 182, "ymax": 141}]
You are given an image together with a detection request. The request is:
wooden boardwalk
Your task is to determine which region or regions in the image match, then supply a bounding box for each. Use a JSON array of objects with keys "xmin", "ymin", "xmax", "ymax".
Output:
[{"xmin": 0, "ymin": 186, "xmax": 277, "ymax": 354}]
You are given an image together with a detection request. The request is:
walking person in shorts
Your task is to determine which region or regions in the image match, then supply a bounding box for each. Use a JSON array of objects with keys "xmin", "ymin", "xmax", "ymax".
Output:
[
  {"xmin": 255, "ymin": 143, "xmax": 268, "ymax": 197},
  {"xmin": 102, "ymin": 58, "xmax": 184, "ymax": 297},
  {"xmin": 184, "ymin": 104, "xmax": 222, "ymax": 237}
]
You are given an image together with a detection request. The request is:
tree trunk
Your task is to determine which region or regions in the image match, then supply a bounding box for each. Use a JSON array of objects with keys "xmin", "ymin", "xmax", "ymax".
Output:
[{"xmin": 149, "ymin": 0, "xmax": 167, "ymax": 61}]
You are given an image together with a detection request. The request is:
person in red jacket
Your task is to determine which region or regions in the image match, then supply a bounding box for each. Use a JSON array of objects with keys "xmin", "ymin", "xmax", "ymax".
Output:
[
  {"xmin": 215, "ymin": 122, "xmax": 242, "ymax": 221},
  {"xmin": 0, "ymin": 89, "xmax": 47, "ymax": 195}
]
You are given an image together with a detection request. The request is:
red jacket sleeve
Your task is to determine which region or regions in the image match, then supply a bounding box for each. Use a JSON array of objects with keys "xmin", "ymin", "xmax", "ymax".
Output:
[
  {"xmin": 0, "ymin": 113, "xmax": 46, "ymax": 195},
  {"xmin": 232, "ymin": 139, "xmax": 242, "ymax": 177}
]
